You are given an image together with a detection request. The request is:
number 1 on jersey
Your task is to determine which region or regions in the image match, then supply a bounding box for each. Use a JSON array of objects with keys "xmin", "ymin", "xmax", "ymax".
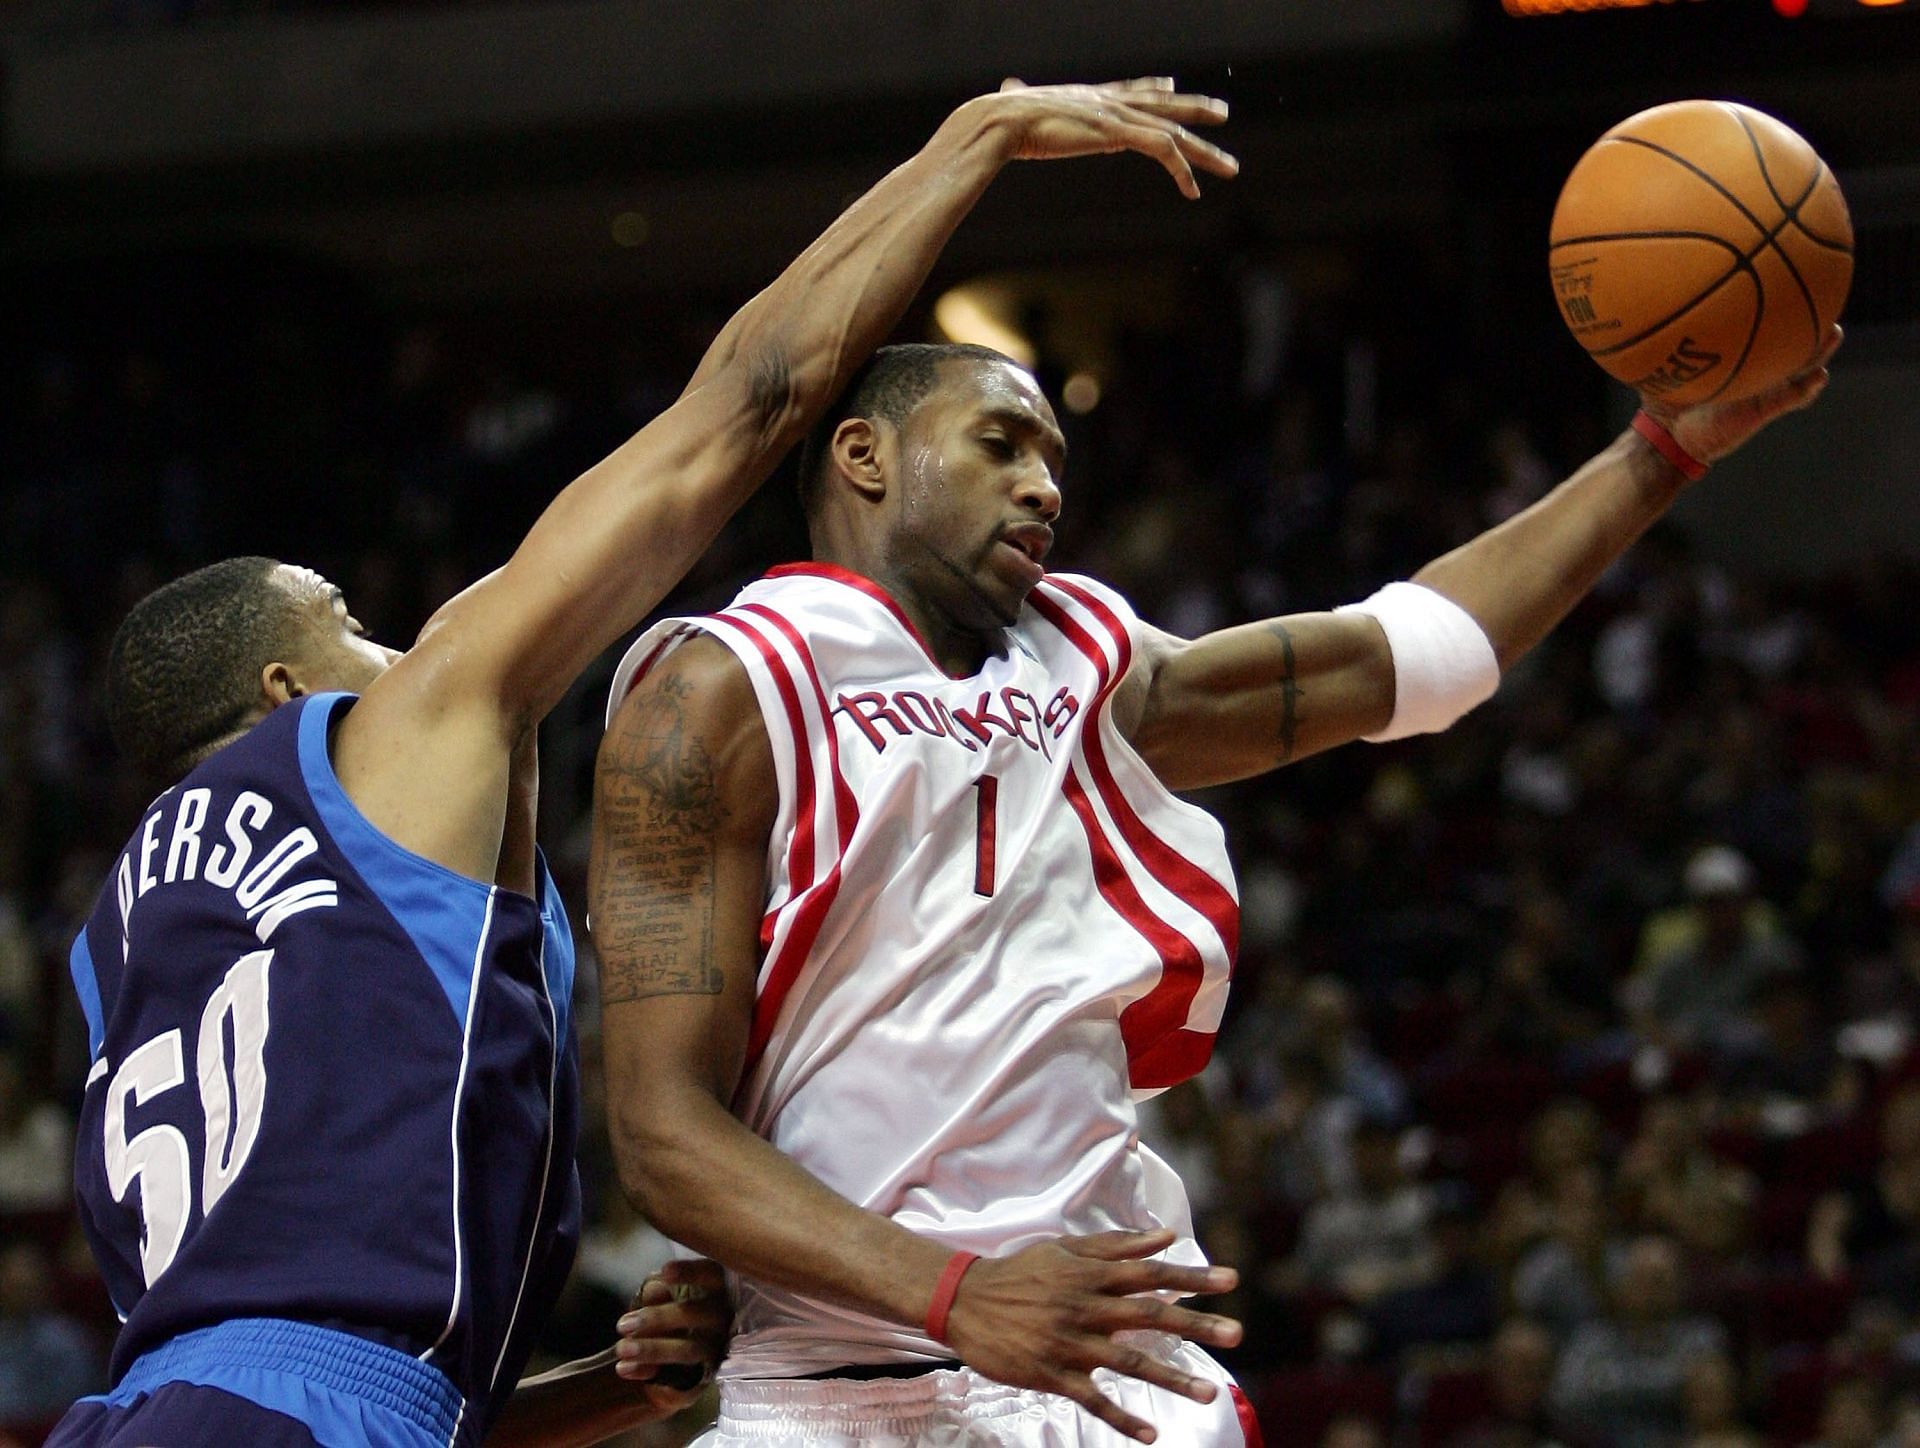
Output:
[{"xmin": 972, "ymin": 774, "xmax": 999, "ymax": 898}]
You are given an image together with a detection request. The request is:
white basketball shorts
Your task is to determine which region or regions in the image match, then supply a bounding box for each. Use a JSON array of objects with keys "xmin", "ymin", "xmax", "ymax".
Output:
[{"xmin": 690, "ymin": 1340, "xmax": 1261, "ymax": 1447}]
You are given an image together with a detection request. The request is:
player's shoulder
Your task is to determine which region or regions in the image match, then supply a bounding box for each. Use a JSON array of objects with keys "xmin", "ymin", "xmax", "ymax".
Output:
[
  {"xmin": 606, "ymin": 629, "xmax": 755, "ymax": 729},
  {"xmin": 1030, "ymin": 571, "xmax": 1141, "ymax": 623},
  {"xmin": 599, "ymin": 626, "xmax": 777, "ymax": 809}
]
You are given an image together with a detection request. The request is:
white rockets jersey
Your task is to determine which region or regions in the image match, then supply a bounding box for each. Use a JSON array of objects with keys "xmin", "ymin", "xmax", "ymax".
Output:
[{"xmin": 606, "ymin": 564, "xmax": 1241, "ymax": 1377}]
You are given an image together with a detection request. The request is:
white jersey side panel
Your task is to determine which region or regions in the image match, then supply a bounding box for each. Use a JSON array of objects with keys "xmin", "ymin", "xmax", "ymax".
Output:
[{"xmin": 607, "ymin": 566, "xmax": 1240, "ymax": 1377}]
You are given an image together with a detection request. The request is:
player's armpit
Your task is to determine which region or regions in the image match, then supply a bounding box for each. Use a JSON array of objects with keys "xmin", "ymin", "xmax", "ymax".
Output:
[{"xmin": 1124, "ymin": 612, "xmax": 1394, "ymax": 791}]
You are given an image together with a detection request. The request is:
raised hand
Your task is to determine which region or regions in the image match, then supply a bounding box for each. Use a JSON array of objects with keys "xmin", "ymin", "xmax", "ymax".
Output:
[
  {"xmin": 974, "ymin": 77, "xmax": 1238, "ymax": 199},
  {"xmin": 1644, "ymin": 323, "xmax": 1842, "ymax": 467},
  {"xmin": 611, "ymin": 1257, "xmax": 730, "ymax": 1411},
  {"xmin": 941, "ymin": 1228, "xmax": 1243, "ymax": 1444}
]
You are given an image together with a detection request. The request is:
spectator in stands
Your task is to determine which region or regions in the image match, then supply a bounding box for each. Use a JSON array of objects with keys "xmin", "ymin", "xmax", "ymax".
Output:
[
  {"xmin": 1807, "ymin": 1083, "xmax": 1920, "ymax": 1297},
  {"xmin": 0, "ymin": 885, "xmax": 34, "ymax": 1038},
  {"xmin": 0, "ymin": 1241, "xmax": 102, "ymax": 1429},
  {"xmin": 1287, "ymin": 1114, "xmax": 1436, "ymax": 1305},
  {"xmin": 1719, "ymin": 970, "xmax": 1846, "ymax": 1132},
  {"xmin": 1369, "ymin": 1185, "xmax": 1497, "ymax": 1356},
  {"xmin": 1464, "ymin": 891, "xmax": 1615, "ymax": 1066},
  {"xmin": 1630, "ymin": 845, "xmax": 1800, "ymax": 1059},
  {"xmin": 1260, "ymin": 1049, "xmax": 1361, "ymax": 1208},
  {"xmin": 0, "ymin": 1047, "xmax": 70, "ymax": 1213},
  {"xmin": 1321, "ymin": 1415, "xmax": 1387, "ymax": 1448},
  {"xmin": 1803, "ymin": 1377, "xmax": 1885, "ymax": 1448},
  {"xmin": 1841, "ymin": 879, "xmax": 1920, "ymax": 1034},
  {"xmin": 1549, "ymin": 1235, "xmax": 1727, "ymax": 1448},
  {"xmin": 1264, "ymin": 974, "xmax": 1408, "ymax": 1128},
  {"xmin": 1442, "ymin": 1318, "xmax": 1565, "ymax": 1448},
  {"xmin": 1615, "ymin": 1096, "xmax": 1754, "ymax": 1262},
  {"xmin": 1883, "ymin": 1393, "xmax": 1920, "ymax": 1448},
  {"xmin": 1679, "ymin": 1353, "xmax": 1757, "ymax": 1448},
  {"xmin": 1492, "ymin": 1098, "xmax": 1609, "ymax": 1267},
  {"xmin": 1512, "ymin": 1166, "xmax": 1614, "ymax": 1342}
]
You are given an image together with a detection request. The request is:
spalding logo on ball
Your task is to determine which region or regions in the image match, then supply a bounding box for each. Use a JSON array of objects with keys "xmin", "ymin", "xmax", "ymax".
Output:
[{"xmin": 1549, "ymin": 100, "xmax": 1853, "ymax": 407}]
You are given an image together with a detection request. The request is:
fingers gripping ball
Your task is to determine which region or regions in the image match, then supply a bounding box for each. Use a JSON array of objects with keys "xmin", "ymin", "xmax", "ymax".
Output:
[{"xmin": 1549, "ymin": 100, "xmax": 1852, "ymax": 407}]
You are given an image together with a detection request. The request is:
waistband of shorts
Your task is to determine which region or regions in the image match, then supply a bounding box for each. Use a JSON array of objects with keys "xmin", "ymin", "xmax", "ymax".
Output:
[
  {"xmin": 717, "ymin": 1368, "xmax": 1034, "ymax": 1432},
  {"xmin": 796, "ymin": 1358, "xmax": 963, "ymax": 1382},
  {"xmin": 109, "ymin": 1317, "xmax": 464, "ymax": 1442}
]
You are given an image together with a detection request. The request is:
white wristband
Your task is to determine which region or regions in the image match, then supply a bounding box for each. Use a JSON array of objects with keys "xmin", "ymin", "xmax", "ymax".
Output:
[{"xmin": 1335, "ymin": 582, "xmax": 1499, "ymax": 742}]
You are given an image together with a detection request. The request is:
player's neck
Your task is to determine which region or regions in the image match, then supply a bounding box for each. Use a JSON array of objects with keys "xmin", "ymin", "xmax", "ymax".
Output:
[{"xmin": 808, "ymin": 547, "xmax": 998, "ymax": 677}]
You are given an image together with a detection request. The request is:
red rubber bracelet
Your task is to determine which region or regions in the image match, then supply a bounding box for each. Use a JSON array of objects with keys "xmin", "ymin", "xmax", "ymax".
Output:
[
  {"xmin": 925, "ymin": 1250, "xmax": 980, "ymax": 1344},
  {"xmin": 1631, "ymin": 410, "xmax": 1709, "ymax": 482}
]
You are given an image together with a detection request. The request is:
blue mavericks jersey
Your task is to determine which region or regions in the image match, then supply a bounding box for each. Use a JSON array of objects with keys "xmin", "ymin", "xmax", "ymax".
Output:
[{"xmin": 67, "ymin": 693, "xmax": 580, "ymax": 1441}]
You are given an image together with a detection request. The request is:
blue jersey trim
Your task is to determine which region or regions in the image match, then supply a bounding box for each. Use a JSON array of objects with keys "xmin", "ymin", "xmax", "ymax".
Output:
[
  {"xmin": 296, "ymin": 693, "xmax": 495, "ymax": 1027},
  {"xmin": 69, "ymin": 930, "xmax": 105, "ymax": 1062},
  {"xmin": 91, "ymin": 1317, "xmax": 462, "ymax": 1448}
]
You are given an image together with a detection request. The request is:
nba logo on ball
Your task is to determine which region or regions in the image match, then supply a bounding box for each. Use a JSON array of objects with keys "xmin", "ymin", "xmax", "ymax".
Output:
[{"xmin": 1549, "ymin": 100, "xmax": 1852, "ymax": 407}]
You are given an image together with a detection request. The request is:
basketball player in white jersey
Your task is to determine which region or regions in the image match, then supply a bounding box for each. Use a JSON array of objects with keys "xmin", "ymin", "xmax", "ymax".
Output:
[{"xmin": 591, "ymin": 324, "xmax": 1841, "ymax": 1439}]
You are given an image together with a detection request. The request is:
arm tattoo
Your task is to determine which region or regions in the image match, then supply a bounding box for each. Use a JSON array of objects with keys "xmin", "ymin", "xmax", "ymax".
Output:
[
  {"xmin": 1268, "ymin": 621, "xmax": 1304, "ymax": 763},
  {"xmin": 595, "ymin": 671, "xmax": 727, "ymax": 1002},
  {"xmin": 745, "ymin": 345, "xmax": 795, "ymax": 444}
]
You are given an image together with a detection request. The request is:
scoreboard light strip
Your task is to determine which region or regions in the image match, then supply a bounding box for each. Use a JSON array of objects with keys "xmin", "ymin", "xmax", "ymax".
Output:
[
  {"xmin": 1507, "ymin": 0, "xmax": 1909, "ymax": 11},
  {"xmin": 1503, "ymin": 0, "xmax": 1705, "ymax": 13}
]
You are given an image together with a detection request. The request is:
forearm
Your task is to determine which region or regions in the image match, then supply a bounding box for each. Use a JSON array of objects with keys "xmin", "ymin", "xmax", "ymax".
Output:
[
  {"xmin": 1413, "ymin": 427, "xmax": 1684, "ymax": 670},
  {"xmin": 465, "ymin": 104, "xmax": 1019, "ymax": 723},
  {"xmin": 615, "ymin": 1085, "xmax": 951, "ymax": 1336},
  {"xmin": 488, "ymin": 1350, "xmax": 648, "ymax": 1448}
]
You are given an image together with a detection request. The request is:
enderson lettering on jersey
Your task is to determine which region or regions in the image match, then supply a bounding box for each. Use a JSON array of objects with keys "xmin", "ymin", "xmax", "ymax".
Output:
[{"xmin": 113, "ymin": 786, "xmax": 340, "ymax": 959}]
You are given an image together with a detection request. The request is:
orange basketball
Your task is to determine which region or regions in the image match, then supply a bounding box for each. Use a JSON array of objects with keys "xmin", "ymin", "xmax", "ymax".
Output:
[{"xmin": 1549, "ymin": 100, "xmax": 1852, "ymax": 408}]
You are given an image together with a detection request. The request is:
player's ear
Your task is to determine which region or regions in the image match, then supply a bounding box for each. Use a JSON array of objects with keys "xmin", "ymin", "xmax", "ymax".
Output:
[
  {"xmin": 260, "ymin": 660, "xmax": 307, "ymax": 707},
  {"xmin": 830, "ymin": 417, "xmax": 887, "ymax": 502}
]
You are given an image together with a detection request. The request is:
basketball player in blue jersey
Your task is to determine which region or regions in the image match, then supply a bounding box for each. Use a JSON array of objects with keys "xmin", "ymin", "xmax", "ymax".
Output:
[{"xmin": 48, "ymin": 80, "xmax": 1239, "ymax": 1448}]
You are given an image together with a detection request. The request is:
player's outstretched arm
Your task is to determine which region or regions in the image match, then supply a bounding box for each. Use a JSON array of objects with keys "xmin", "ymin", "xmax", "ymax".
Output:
[
  {"xmin": 487, "ymin": 1252, "xmax": 725, "ymax": 1444},
  {"xmin": 1121, "ymin": 327, "xmax": 1840, "ymax": 792},
  {"xmin": 488, "ymin": 1261, "xmax": 728, "ymax": 1448},
  {"xmin": 591, "ymin": 637, "xmax": 1242, "ymax": 1445},
  {"xmin": 336, "ymin": 80, "xmax": 1235, "ymax": 883}
]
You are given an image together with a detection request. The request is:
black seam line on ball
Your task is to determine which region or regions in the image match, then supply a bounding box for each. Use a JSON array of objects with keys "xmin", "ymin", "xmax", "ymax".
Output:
[
  {"xmin": 1550, "ymin": 227, "xmax": 1757, "ymax": 362},
  {"xmin": 1732, "ymin": 108, "xmax": 1824, "ymax": 368}
]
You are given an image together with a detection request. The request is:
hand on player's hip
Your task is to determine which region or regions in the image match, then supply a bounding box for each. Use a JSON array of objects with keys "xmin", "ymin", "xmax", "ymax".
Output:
[{"xmin": 942, "ymin": 1228, "xmax": 1243, "ymax": 1444}]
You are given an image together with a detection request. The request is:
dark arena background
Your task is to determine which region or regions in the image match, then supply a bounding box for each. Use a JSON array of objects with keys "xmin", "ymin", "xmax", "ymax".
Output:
[{"xmin": 4, "ymin": 2, "xmax": 1920, "ymax": 1444}]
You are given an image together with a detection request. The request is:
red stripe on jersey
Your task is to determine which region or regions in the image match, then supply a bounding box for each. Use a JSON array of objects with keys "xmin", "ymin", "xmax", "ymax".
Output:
[
  {"xmin": 763, "ymin": 562, "xmax": 967, "ymax": 680},
  {"xmin": 1060, "ymin": 768, "xmax": 1214, "ymax": 1089},
  {"xmin": 1032, "ymin": 580, "xmax": 1239, "ymax": 1086},
  {"xmin": 730, "ymin": 605, "xmax": 860, "ymax": 1080},
  {"xmin": 1230, "ymin": 1383, "xmax": 1265, "ymax": 1448},
  {"xmin": 1037, "ymin": 579, "xmax": 1240, "ymax": 959},
  {"xmin": 714, "ymin": 611, "xmax": 817, "ymax": 892},
  {"xmin": 1028, "ymin": 584, "xmax": 1121, "ymax": 690},
  {"xmin": 615, "ymin": 624, "xmax": 693, "ymax": 707},
  {"xmin": 710, "ymin": 612, "xmax": 827, "ymax": 1078},
  {"xmin": 740, "ymin": 604, "xmax": 857, "ymax": 844}
]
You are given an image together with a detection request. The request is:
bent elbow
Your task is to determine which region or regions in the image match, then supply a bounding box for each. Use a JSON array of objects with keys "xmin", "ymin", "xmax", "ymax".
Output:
[{"xmin": 607, "ymin": 1097, "xmax": 711, "ymax": 1235}]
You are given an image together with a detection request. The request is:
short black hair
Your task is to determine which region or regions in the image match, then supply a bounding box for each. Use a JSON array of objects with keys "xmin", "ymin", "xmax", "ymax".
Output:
[
  {"xmin": 796, "ymin": 342, "xmax": 1025, "ymax": 508},
  {"xmin": 105, "ymin": 556, "xmax": 307, "ymax": 779}
]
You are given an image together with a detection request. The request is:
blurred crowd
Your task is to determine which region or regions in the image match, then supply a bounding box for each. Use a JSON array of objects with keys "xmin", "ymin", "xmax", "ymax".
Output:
[{"xmin": 1, "ymin": 251, "xmax": 1917, "ymax": 1448}]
